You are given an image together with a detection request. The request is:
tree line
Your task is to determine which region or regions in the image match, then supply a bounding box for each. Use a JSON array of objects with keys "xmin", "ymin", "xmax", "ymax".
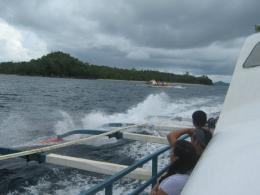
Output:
[{"xmin": 0, "ymin": 51, "xmax": 213, "ymax": 85}]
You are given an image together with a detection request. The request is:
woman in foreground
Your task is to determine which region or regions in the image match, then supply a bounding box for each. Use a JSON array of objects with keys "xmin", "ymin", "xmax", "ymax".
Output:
[{"xmin": 151, "ymin": 140, "xmax": 198, "ymax": 195}]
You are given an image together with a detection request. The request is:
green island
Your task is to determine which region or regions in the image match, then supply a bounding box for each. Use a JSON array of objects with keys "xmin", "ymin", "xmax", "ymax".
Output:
[{"xmin": 0, "ymin": 51, "xmax": 213, "ymax": 85}]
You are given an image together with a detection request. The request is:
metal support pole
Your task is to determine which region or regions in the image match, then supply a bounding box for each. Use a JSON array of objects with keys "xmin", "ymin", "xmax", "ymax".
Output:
[
  {"xmin": 152, "ymin": 156, "xmax": 158, "ymax": 187},
  {"xmin": 105, "ymin": 185, "xmax": 113, "ymax": 195}
]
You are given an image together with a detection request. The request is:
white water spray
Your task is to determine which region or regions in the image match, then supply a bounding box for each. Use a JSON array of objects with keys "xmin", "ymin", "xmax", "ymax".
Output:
[{"xmin": 54, "ymin": 93, "xmax": 223, "ymax": 135}]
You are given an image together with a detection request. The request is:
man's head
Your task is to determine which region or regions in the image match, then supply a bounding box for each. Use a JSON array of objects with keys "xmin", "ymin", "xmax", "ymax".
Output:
[{"xmin": 192, "ymin": 110, "xmax": 207, "ymax": 128}]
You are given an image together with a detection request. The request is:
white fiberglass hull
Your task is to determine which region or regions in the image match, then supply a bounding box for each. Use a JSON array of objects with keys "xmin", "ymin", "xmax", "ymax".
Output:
[{"xmin": 182, "ymin": 33, "xmax": 260, "ymax": 195}]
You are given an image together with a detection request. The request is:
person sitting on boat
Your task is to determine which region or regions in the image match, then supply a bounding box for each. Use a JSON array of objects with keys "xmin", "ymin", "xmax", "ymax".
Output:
[
  {"xmin": 167, "ymin": 110, "xmax": 212, "ymax": 157},
  {"xmin": 151, "ymin": 140, "xmax": 198, "ymax": 195},
  {"xmin": 206, "ymin": 116, "xmax": 219, "ymax": 133}
]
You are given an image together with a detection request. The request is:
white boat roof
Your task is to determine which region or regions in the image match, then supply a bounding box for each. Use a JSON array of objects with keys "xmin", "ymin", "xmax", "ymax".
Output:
[{"xmin": 182, "ymin": 32, "xmax": 260, "ymax": 195}]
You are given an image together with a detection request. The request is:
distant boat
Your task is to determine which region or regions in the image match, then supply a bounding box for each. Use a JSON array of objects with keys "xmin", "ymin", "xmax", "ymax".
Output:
[{"xmin": 147, "ymin": 79, "xmax": 170, "ymax": 87}]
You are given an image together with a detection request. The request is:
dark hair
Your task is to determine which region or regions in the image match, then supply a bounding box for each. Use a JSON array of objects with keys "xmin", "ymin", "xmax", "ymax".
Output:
[
  {"xmin": 159, "ymin": 140, "xmax": 198, "ymax": 183},
  {"xmin": 192, "ymin": 110, "xmax": 207, "ymax": 127}
]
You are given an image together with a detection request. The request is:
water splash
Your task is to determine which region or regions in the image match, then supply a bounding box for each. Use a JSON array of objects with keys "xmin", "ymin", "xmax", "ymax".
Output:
[
  {"xmin": 173, "ymin": 85, "xmax": 186, "ymax": 89},
  {"xmin": 54, "ymin": 111, "xmax": 76, "ymax": 135},
  {"xmin": 54, "ymin": 93, "xmax": 223, "ymax": 134},
  {"xmin": 81, "ymin": 93, "xmax": 171, "ymax": 129}
]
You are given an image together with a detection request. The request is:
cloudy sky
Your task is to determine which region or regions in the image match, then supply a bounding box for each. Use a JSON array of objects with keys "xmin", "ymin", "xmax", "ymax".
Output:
[{"xmin": 0, "ymin": 0, "xmax": 259, "ymax": 82}]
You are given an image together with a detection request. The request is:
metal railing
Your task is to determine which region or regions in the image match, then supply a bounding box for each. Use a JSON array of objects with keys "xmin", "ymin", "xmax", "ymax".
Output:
[
  {"xmin": 80, "ymin": 134, "xmax": 188, "ymax": 195},
  {"xmin": 79, "ymin": 145, "xmax": 171, "ymax": 195}
]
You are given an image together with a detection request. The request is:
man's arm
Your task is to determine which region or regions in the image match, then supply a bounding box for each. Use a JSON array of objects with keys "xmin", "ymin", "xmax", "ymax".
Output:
[{"xmin": 167, "ymin": 128, "xmax": 194, "ymax": 146}]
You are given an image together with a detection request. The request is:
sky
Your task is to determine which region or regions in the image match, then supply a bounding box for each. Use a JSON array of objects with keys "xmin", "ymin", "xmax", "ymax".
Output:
[{"xmin": 0, "ymin": 0, "xmax": 259, "ymax": 82}]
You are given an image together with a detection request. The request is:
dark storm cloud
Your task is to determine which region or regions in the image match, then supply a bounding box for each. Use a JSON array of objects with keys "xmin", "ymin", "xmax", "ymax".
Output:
[
  {"xmin": 83, "ymin": 0, "xmax": 259, "ymax": 49},
  {"xmin": 0, "ymin": 0, "xmax": 259, "ymax": 80}
]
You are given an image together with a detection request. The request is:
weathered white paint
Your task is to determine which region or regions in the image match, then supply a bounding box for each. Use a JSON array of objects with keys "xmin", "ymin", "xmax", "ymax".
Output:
[
  {"xmin": 182, "ymin": 33, "xmax": 260, "ymax": 195},
  {"xmin": 46, "ymin": 153, "xmax": 151, "ymax": 180},
  {"xmin": 123, "ymin": 132, "xmax": 168, "ymax": 144}
]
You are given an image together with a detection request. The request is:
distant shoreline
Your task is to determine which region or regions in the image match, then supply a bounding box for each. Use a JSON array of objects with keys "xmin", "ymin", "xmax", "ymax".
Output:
[
  {"xmin": 0, "ymin": 73, "xmax": 214, "ymax": 86},
  {"xmin": 0, "ymin": 71, "xmax": 212, "ymax": 85},
  {"xmin": 0, "ymin": 51, "xmax": 213, "ymax": 85}
]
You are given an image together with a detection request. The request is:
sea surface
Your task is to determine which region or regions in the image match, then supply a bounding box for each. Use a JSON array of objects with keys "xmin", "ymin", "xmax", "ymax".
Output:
[{"xmin": 0, "ymin": 75, "xmax": 228, "ymax": 195}]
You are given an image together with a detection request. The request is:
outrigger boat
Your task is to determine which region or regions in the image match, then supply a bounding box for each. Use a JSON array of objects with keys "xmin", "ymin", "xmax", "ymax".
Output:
[
  {"xmin": 1, "ymin": 27, "xmax": 260, "ymax": 194},
  {"xmin": 147, "ymin": 79, "xmax": 171, "ymax": 87}
]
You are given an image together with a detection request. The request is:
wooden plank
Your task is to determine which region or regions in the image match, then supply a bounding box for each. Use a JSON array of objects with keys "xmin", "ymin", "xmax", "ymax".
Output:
[
  {"xmin": 46, "ymin": 153, "xmax": 151, "ymax": 180},
  {"xmin": 0, "ymin": 124, "xmax": 144, "ymax": 161},
  {"xmin": 123, "ymin": 132, "xmax": 168, "ymax": 144}
]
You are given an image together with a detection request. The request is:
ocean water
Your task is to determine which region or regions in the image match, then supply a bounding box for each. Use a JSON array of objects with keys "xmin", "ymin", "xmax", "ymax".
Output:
[{"xmin": 0, "ymin": 75, "xmax": 228, "ymax": 194}]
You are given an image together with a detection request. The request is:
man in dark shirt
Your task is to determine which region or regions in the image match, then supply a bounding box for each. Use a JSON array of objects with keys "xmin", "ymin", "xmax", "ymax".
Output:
[{"xmin": 167, "ymin": 110, "xmax": 212, "ymax": 157}]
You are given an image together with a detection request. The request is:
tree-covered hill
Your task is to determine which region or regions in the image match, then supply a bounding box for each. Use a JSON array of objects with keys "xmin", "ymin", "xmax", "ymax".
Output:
[{"xmin": 0, "ymin": 51, "xmax": 213, "ymax": 85}]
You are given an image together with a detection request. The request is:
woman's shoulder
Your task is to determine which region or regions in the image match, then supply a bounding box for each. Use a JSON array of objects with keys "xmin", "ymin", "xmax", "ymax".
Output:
[
  {"xmin": 162, "ymin": 174, "xmax": 189, "ymax": 184},
  {"xmin": 159, "ymin": 174, "xmax": 189, "ymax": 195}
]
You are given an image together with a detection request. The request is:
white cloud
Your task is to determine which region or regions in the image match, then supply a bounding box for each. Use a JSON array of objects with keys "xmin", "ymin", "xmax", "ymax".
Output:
[{"xmin": 0, "ymin": 19, "xmax": 48, "ymax": 62}]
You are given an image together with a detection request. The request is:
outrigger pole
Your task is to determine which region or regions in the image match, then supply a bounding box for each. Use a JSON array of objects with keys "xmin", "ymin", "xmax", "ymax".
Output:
[
  {"xmin": 56, "ymin": 130, "xmax": 168, "ymax": 145},
  {"xmin": 0, "ymin": 124, "xmax": 144, "ymax": 161},
  {"xmin": 0, "ymin": 123, "xmax": 182, "ymax": 182}
]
